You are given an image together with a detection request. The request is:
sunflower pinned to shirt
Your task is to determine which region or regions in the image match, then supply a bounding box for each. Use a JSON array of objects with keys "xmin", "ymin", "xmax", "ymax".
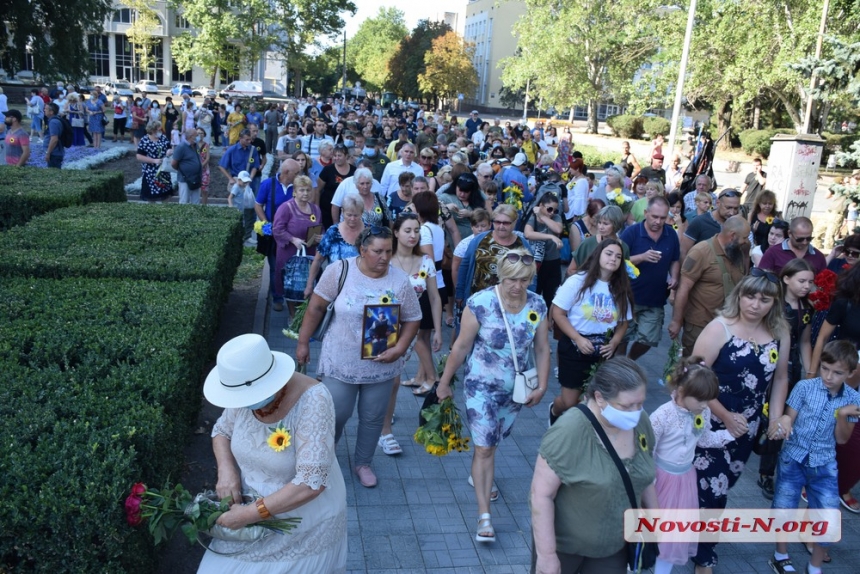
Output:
[
  {"xmin": 638, "ymin": 432, "xmax": 649, "ymax": 452},
  {"xmin": 801, "ymin": 312, "xmax": 811, "ymax": 325},
  {"xmin": 309, "ymin": 214, "xmax": 317, "ymax": 222},
  {"xmin": 418, "ymin": 269, "xmax": 428, "ymax": 279},
  {"xmin": 267, "ymin": 426, "xmax": 291, "ymax": 452},
  {"xmin": 374, "ymin": 206, "xmax": 383, "ymax": 214},
  {"xmin": 765, "ymin": 216, "xmax": 775, "ymax": 225},
  {"xmin": 769, "ymin": 348, "xmax": 779, "ymax": 364},
  {"xmin": 527, "ymin": 309, "xmax": 541, "ymax": 327},
  {"xmin": 378, "ymin": 290, "xmax": 396, "ymax": 304},
  {"xmin": 762, "ymin": 402, "xmax": 769, "ymax": 417},
  {"xmin": 694, "ymin": 414, "xmax": 705, "ymax": 430}
]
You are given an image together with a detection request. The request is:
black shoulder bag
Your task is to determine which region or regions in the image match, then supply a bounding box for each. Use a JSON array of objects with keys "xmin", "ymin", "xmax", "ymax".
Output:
[
  {"xmin": 575, "ymin": 404, "xmax": 658, "ymax": 573},
  {"xmin": 256, "ymin": 176, "xmax": 278, "ymax": 256}
]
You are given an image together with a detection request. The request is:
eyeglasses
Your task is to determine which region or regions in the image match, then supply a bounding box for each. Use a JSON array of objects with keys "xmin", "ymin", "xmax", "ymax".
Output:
[
  {"xmin": 846, "ymin": 249, "xmax": 860, "ymax": 258},
  {"xmin": 718, "ymin": 190, "xmax": 741, "ymax": 199},
  {"xmin": 545, "ymin": 207, "xmax": 556, "ymax": 213},
  {"xmin": 504, "ymin": 253, "xmax": 535, "ymax": 265},
  {"xmin": 750, "ymin": 267, "xmax": 778, "ymax": 284},
  {"xmin": 492, "ymin": 219, "xmax": 513, "ymax": 226},
  {"xmin": 792, "ymin": 234, "xmax": 812, "ymax": 243}
]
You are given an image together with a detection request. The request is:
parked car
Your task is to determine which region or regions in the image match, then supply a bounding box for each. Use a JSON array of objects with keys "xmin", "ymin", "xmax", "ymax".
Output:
[
  {"xmin": 171, "ymin": 83, "xmax": 193, "ymax": 97},
  {"xmin": 194, "ymin": 86, "xmax": 217, "ymax": 98},
  {"xmin": 219, "ymin": 81, "xmax": 263, "ymax": 101},
  {"xmin": 134, "ymin": 80, "xmax": 159, "ymax": 94},
  {"xmin": 103, "ymin": 81, "xmax": 134, "ymax": 97}
]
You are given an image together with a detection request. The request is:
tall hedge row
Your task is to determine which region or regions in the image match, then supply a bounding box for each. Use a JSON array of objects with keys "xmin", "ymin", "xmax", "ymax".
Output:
[
  {"xmin": 0, "ymin": 202, "xmax": 244, "ymax": 572},
  {"xmin": 0, "ymin": 167, "xmax": 125, "ymax": 231}
]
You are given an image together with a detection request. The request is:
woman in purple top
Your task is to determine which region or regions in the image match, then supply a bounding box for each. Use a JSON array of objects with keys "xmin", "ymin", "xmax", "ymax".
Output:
[{"xmin": 273, "ymin": 175, "xmax": 322, "ymax": 311}]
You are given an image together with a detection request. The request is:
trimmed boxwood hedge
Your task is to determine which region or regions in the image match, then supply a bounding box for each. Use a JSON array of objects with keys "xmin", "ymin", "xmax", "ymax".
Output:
[
  {"xmin": 0, "ymin": 202, "xmax": 243, "ymax": 307},
  {"xmin": 0, "ymin": 277, "xmax": 218, "ymax": 572},
  {"xmin": 0, "ymin": 167, "xmax": 125, "ymax": 231}
]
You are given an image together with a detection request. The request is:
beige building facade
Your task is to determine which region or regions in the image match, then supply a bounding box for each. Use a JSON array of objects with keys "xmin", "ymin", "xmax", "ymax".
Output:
[{"xmin": 463, "ymin": 0, "xmax": 526, "ymax": 108}]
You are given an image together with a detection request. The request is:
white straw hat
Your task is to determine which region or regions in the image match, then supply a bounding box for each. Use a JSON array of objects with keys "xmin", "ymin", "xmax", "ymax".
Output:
[{"xmin": 204, "ymin": 334, "xmax": 295, "ymax": 408}]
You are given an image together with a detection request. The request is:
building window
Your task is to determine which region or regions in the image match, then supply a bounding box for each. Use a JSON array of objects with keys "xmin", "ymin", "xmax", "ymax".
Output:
[
  {"xmin": 172, "ymin": 61, "xmax": 192, "ymax": 83},
  {"xmin": 88, "ymin": 34, "xmax": 110, "ymax": 77},
  {"xmin": 115, "ymin": 35, "xmax": 164, "ymax": 84},
  {"xmin": 174, "ymin": 14, "xmax": 190, "ymax": 28},
  {"xmin": 219, "ymin": 44, "xmax": 239, "ymax": 84},
  {"xmin": 112, "ymin": 8, "xmax": 132, "ymax": 23}
]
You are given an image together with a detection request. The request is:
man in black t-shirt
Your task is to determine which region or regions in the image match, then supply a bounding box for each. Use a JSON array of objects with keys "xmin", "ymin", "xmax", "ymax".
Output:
[
  {"xmin": 248, "ymin": 123, "xmax": 268, "ymax": 190},
  {"xmin": 741, "ymin": 157, "xmax": 767, "ymax": 212}
]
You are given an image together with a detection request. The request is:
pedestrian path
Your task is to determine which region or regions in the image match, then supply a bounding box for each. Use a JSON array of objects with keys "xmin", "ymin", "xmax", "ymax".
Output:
[{"xmin": 262, "ymin": 274, "xmax": 860, "ymax": 573}]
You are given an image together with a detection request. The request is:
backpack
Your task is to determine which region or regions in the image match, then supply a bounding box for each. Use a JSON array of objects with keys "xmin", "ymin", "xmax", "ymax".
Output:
[
  {"xmin": 54, "ymin": 116, "xmax": 73, "ymax": 148},
  {"xmin": 515, "ymin": 180, "xmax": 564, "ymax": 232}
]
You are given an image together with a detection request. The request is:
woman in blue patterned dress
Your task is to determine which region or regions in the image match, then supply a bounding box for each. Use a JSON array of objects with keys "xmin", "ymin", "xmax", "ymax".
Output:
[
  {"xmin": 84, "ymin": 93, "xmax": 105, "ymax": 149},
  {"xmin": 437, "ymin": 248, "xmax": 551, "ymax": 544},
  {"xmin": 690, "ymin": 272, "xmax": 790, "ymax": 572},
  {"xmin": 304, "ymin": 193, "xmax": 364, "ymax": 298}
]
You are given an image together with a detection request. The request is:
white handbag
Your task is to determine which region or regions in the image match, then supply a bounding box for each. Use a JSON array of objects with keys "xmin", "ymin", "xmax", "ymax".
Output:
[{"xmin": 496, "ymin": 286, "xmax": 539, "ymax": 404}]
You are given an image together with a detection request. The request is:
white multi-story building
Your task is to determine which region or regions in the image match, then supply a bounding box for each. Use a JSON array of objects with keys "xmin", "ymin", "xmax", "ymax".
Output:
[{"xmin": 463, "ymin": 0, "xmax": 526, "ymax": 108}]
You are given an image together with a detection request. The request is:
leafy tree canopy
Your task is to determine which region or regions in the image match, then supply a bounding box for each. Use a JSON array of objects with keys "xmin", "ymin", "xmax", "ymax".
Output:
[
  {"xmin": 387, "ymin": 19, "xmax": 452, "ymax": 99},
  {"xmin": 347, "ymin": 7, "xmax": 408, "ymax": 92}
]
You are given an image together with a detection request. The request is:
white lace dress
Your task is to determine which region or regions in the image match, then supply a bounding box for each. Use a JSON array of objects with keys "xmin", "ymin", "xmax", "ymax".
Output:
[{"xmin": 197, "ymin": 384, "xmax": 347, "ymax": 574}]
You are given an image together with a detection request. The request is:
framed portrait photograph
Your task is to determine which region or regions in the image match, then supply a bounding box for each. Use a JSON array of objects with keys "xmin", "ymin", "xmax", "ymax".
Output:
[{"xmin": 361, "ymin": 304, "xmax": 401, "ymax": 360}]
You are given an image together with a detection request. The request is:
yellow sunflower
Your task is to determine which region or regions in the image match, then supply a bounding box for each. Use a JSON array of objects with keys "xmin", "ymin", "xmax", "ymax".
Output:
[
  {"xmin": 427, "ymin": 171, "xmax": 434, "ymax": 177},
  {"xmin": 267, "ymin": 426, "xmax": 291, "ymax": 452},
  {"xmin": 379, "ymin": 294, "xmax": 391, "ymax": 304},
  {"xmin": 638, "ymin": 433, "xmax": 648, "ymax": 452},
  {"xmin": 769, "ymin": 348, "xmax": 778, "ymax": 364},
  {"xmin": 375, "ymin": 206, "xmax": 382, "ymax": 214},
  {"xmin": 694, "ymin": 414, "xmax": 704, "ymax": 430},
  {"xmin": 673, "ymin": 224, "xmax": 679, "ymax": 230},
  {"xmin": 418, "ymin": 270, "xmax": 428, "ymax": 279},
  {"xmin": 441, "ymin": 423, "xmax": 451, "ymax": 433},
  {"xmin": 835, "ymin": 408, "xmax": 840, "ymax": 419},
  {"xmin": 249, "ymin": 157, "xmax": 254, "ymax": 164},
  {"xmin": 527, "ymin": 309, "xmax": 540, "ymax": 326},
  {"xmin": 766, "ymin": 216, "xmax": 774, "ymax": 224},
  {"xmin": 802, "ymin": 313, "xmax": 810, "ymax": 325},
  {"xmin": 7, "ymin": 137, "xmax": 14, "ymax": 144},
  {"xmin": 762, "ymin": 402, "xmax": 769, "ymax": 418},
  {"xmin": 309, "ymin": 214, "xmax": 317, "ymax": 222}
]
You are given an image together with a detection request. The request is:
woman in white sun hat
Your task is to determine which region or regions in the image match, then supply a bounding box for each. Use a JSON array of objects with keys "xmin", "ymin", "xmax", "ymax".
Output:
[{"xmin": 198, "ymin": 333, "xmax": 347, "ymax": 573}]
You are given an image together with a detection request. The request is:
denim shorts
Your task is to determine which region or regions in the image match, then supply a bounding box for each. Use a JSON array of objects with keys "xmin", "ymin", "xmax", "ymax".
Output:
[{"xmin": 772, "ymin": 451, "xmax": 840, "ymax": 545}]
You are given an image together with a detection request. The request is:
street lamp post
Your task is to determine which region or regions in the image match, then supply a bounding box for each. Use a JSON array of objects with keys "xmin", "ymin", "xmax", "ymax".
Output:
[{"xmin": 666, "ymin": 0, "xmax": 697, "ymax": 162}]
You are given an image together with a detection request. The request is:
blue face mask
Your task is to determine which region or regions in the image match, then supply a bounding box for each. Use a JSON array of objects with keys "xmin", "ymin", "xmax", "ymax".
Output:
[
  {"xmin": 344, "ymin": 139, "xmax": 355, "ymax": 148},
  {"xmin": 364, "ymin": 147, "xmax": 377, "ymax": 157},
  {"xmin": 601, "ymin": 402, "xmax": 642, "ymax": 431},
  {"xmin": 247, "ymin": 393, "xmax": 276, "ymax": 410}
]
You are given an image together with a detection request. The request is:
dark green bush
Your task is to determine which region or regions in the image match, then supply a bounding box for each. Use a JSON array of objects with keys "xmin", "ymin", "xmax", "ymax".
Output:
[
  {"xmin": 643, "ymin": 116, "xmax": 671, "ymax": 137},
  {"xmin": 606, "ymin": 114, "xmax": 644, "ymax": 139},
  {"xmin": 577, "ymin": 144, "xmax": 619, "ymax": 170},
  {"xmin": 0, "ymin": 277, "xmax": 219, "ymax": 572},
  {"xmin": 0, "ymin": 203, "xmax": 243, "ymax": 306},
  {"xmin": 0, "ymin": 167, "xmax": 125, "ymax": 231},
  {"xmin": 737, "ymin": 128, "xmax": 796, "ymax": 158}
]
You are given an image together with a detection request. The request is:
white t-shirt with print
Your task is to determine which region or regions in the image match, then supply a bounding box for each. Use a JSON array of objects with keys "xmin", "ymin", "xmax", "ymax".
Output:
[{"xmin": 552, "ymin": 273, "xmax": 631, "ymax": 335}]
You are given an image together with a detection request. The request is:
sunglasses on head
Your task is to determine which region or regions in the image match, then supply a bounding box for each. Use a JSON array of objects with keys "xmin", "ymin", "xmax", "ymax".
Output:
[
  {"xmin": 504, "ymin": 253, "xmax": 535, "ymax": 265},
  {"xmin": 718, "ymin": 190, "xmax": 741, "ymax": 199},
  {"xmin": 361, "ymin": 225, "xmax": 392, "ymax": 241},
  {"xmin": 750, "ymin": 267, "xmax": 778, "ymax": 284}
]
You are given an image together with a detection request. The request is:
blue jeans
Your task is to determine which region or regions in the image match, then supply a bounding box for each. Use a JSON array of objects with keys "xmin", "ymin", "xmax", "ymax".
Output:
[
  {"xmin": 47, "ymin": 155, "xmax": 63, "ymax": 169},
  {"xmin": 772, "ymin": 451, "xmax": 840, "ymax": 545}
]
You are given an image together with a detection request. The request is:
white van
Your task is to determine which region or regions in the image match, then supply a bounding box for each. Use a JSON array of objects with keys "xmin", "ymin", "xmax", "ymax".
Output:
[{"xmin": 220, "ymin": 81, "xmax": 263, "ymax": 100}]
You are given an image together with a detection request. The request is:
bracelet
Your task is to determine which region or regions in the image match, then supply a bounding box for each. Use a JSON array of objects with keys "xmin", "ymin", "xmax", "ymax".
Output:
[{"xmin": 255, "ymin": 498, "xmax": 272, "ymax": 520}]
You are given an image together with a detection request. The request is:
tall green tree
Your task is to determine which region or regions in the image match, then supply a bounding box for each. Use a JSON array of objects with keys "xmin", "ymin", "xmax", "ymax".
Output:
[
  {"xmin": 387, "ymin": 19, "xmax": 452, "ymax": 99},
  {"xmin": 0, "ymin": 0, "xmax": 113, "ymax": 81},
  {"xmin": 124, "ymin": 0, "xmax": 162, "ymax": 75},
  {"xmin": 500, "ymin": 0, "xmax": 664, "ymax": 133},
  {"xmin": 418, "ymin": 31, "xmax": 478, "ymax": 109},
  {"xmin": 347, "ymin": 7, "xmax": 408, "ymax": 92}
]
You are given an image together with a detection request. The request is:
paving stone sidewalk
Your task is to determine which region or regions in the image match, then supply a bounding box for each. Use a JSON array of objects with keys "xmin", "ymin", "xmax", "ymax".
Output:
[{"xmin": 261, "ymin": 274, "xmax": 860, "ymax": 574}]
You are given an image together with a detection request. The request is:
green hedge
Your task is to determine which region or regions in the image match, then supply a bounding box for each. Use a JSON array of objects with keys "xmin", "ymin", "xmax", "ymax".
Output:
[
  {"xmin": 643, "ymin": 116, "xmax": 671, "ymax": 137},
  {"xmin": 0, "ymin": 203, "xmax": 243, "ymax": 306},
  {"xmin": 606, "ymin": 114, "xmax": 645, "ymax": 139},
  {"xmin": 0, "ymin": 277, "xmax": 218, "ymax": 572},
  {"xmin": 0, "ymin": 167, "xmax": 125, "ymax": 231},
  {"xmin": 737, "ymin": 128, "xmax": 796, "ymax": 158},
  {"xmin": 578, "ymin": 144, "xmax": 620, "ymax": 170}
]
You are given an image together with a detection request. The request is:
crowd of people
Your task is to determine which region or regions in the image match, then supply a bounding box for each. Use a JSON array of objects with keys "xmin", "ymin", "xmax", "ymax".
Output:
[{"xmin": 191, "ymin": 96, "xmax": 860, "ymax": 574}]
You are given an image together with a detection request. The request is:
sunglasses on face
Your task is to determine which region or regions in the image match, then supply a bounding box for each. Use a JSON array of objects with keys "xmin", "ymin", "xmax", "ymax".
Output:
[
  {"xmin": 792, "ymin": 234, "xmax": 812, "ymax": 243},
  {"xmin": 750, "ymin": 267, "xmax": 778, "ymax": 284},
  {"xmin": 493, "ymin": 219, "xmax": 513, "ymax": 227},
  {"xmin": 846, "ymin": 249, "xmax": 860, "ymax": 258},
  {"xmin": 545, "ymin": 207, "xmax": 557, "ymax": 213},
  {"xmin": 504, "ymin": 253, "xmax": 535, "ymax": 265}
]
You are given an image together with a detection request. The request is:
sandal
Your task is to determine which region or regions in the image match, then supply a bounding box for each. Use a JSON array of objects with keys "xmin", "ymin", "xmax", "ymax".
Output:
[
  {"xmin": 804, "ymin": 542, "xmax": 831, "ymax": 563},
  {"xmin": 475, "ymin": 513, "xmax": 495, "ymax": 542},
  {"xmin": 468, "ymin": 474, "xmax": 499, "ymax": 502},
  {"xmin": 768, "ymin": 557, "xmax": 795, "ymax": 574},
  {"xmin": 841, "ymin": 494, "xmax": 860, "ymax": 513},
  {"xmin": 412, "ymin": 381, "xmax": 435, "ymax": 397},
  {"xmin": 378, "ymin": 434, "xmax": 402, "ymax": 456},
  {"xmin": 400, "ymin": 377, "xmax": 420, "ymax": 388}
]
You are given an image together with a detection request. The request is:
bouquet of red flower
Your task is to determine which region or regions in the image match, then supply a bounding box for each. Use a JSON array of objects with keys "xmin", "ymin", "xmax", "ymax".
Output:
[
  {"xmin": 125, "ymin": 481, "xmax": 300, "ymax": 545},
  {"xmin": 808, "ymin": 269, "xmax": 839, "ymax": 311}
]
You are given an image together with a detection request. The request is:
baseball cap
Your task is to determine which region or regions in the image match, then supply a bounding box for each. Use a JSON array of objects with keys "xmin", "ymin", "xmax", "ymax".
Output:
[
  {"xmin": 237, "ymin": 171, "xmax": 252, "ymax": 183},
  {"xmin": 4, "ymin": 109, "xmax": 22, "ymax": 122},
  {"xmin": 471, "ymin": 110, "xmax": 479, "ymax": 115},
  {"xmin": 653, "ymin": 153, "xmax": 665, "ymax": 160},
  {"xmin": 512, "ymin": 153, "xmax": 528, "ymax": 167}
]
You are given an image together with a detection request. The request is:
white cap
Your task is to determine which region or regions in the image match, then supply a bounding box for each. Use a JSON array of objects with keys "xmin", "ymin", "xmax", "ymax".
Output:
[
  {"xmin": 237, "ymin": 171, "xmax": 252, "ymax": 183},
  {"xmin": 512, "ymin": 153, "xmax": 528, "ymax": 167}
]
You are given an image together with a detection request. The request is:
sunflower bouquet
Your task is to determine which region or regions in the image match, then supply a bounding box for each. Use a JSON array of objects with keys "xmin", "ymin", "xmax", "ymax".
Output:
[
  {"xmin": 605, "ymin": 188, "xmax": 634, "ymax": 214},
  {"xmin": 253, "ymin": 220, "xmax": 273, "ymax": 237},
  {"xmin": 124, "ymin": 481, "xmax": 301, "ymax": 545},
  {"xmin": 413, "ymin": 354, "xmax": 470, "ymax": 456},
  {"xmin": 503, "ymin": 185, "xmax": 524, "ymax": 212},
  {"xmin": 283, "ymin": 300, "xmax": 308, "ymax": 340},
  {"xmin": 659, "ymin": 338, "xmax": 683, "ymax": 386}
]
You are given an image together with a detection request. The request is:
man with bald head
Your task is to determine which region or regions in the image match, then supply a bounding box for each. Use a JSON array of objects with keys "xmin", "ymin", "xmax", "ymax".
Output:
[
  {"xmin": 669, "ymin": 214, "xmax": 751, "ymax": 356},
  {"xmin": 758, "ymin": 216, "xmax": 826, "ymax": 275},
  {"xmin": 680, "ymin": 187, "xmax": 741, "ymax": 262},
  {"xmin": 255, "ymin": 158, "xmax": 301, "ymax": 312}
]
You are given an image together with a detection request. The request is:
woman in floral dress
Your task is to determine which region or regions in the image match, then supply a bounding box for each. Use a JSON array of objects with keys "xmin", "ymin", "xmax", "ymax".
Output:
[
  {"xmin": 690, "ymin": 272, "xmax": 790, "ymax": 571},
  {"xmin": 135, "ymin": 120, "xmax": 173, "ymax": 202},
  {"xmin": 437, "ymin": 249, "xmax": 551, "ymax": 543},
  {"xmin": 195, "ymin": 126, "xmax": 211, "ymax": 204}
]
